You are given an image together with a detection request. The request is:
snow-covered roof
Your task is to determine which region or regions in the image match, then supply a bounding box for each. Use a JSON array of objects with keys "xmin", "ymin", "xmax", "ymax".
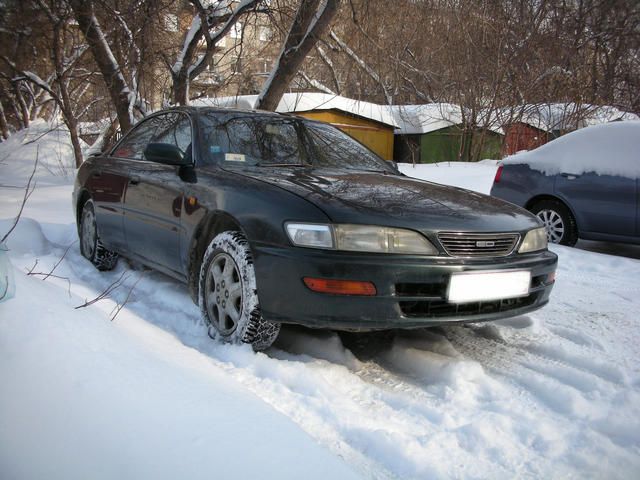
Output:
[
  {"xmin": 502, "ymin": 103, "xmax": 639, "ymax": 132},
  {"xmin": 502, "ymin": 122, "xmax": 640, "ymax": 179},
  {"xmin": 193, "ymin": 92, "xmax": 399, "ymax": 127},
  {"xmin": 388, "ymin": 104, "xmax": 463, "ymax": 135}
]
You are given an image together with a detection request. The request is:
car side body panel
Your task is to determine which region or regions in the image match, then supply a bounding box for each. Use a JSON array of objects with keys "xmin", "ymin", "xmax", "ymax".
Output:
[
  {"xmin": 491, "ymin": 163, "xmax": 640, "ymax": 245},
  {"xmin": 554, "ymin": 172, "xmax": 636, "ymax": 237},
  {"xmin": 122, "ymin": 161, "xmax": 185, "ymax": 275},
  {"xmin": 76, "ymin": 156, "xmax": 128, "ymax": 251}
]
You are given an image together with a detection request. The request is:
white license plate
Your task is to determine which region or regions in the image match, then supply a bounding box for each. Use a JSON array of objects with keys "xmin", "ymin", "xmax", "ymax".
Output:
[{"xmin": 447, "ymin": 270, "xmax": 531, "ymax": 304}]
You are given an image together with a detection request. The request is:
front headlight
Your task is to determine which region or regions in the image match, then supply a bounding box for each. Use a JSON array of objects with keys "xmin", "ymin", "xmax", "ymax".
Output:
[
  {"xmin": 285, "ymin": 223, "xmax": 438, "ymax": 254},
  {"xmin": 334, "ymin": 224, "xmax": 438, "ymax": 254},
  {"xmin": 518, "ymin": 227, "xmax": 548, "ymax": 253}
]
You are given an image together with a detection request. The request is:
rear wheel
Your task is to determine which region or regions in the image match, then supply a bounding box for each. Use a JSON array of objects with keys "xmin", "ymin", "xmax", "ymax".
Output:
[
  {"xmin": 199, "ymin": 231, "xmax": 280, "ymax": 351},
  {"xmin": 530, "ymin": 199, "xmax": 578, "ymax": 246},
  {"xmin": 79, "ymin": 200, "xmax": 118, "ymax": 271}
]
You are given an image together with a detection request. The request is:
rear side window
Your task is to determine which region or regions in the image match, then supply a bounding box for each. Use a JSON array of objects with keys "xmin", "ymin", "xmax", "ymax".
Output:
[
  {"xmin": 152, "ymin": 113, "xmax": 192, "ymax": 161},
  {"xmin": 112, "ymin": 113, "xmax": 192, "ymax": 161}
]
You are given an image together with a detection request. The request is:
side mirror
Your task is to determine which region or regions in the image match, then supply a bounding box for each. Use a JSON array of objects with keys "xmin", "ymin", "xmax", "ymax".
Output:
[
  {"xmin": 386, "ymin": 159, "xmax": 399, "ymax": 171},
  {"xmin": 144, "ymin": 143, "xmax": 190, "ymax": 166}
]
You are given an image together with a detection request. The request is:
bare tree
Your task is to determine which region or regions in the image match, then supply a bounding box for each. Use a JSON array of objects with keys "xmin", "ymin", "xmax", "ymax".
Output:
[
  {"xmin": 68, "ymin": 0, "xmax": 138, "ymax": 133},
  {"xmin": 170, "ymin": 0, "xmax": 266, "ymax": 105},
  {"xmin": 256, "ymin": 0, "xmax": 340, "ymax": 111}
]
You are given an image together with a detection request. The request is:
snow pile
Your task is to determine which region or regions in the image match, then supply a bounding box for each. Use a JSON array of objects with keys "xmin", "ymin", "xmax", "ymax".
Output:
[
  {"xmin": 502, "ymin": 122, "xmax": 640, "ymax": 178},
  {"xmin": 0, "ymin": 120, "xmax": 81, "ymax": 178},
  {"xmin": 1, "ymin": 126, "xmax": 640, "ymax": 479},
  {"xmin": 398, "ymin": 161, "xmax": 499, "ymax": 194}
]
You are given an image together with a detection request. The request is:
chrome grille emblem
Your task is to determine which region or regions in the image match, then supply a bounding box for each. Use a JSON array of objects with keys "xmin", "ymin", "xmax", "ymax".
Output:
[{"xmin": 476, "ymin": 240, "xmax": 495, "ymax": 247}]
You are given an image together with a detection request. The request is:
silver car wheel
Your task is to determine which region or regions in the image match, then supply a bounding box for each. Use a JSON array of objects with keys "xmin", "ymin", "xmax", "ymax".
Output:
[
  {"xmin": 536, "ymin": 209, "xmax": 565, "ymax": 244},
  {"xmin": 204, "ymin": 252, "xmax": 243, "ymax": 336},
  {"xmin": 81, "ymin": 207, "xmax": 97, "ymax": 258}
]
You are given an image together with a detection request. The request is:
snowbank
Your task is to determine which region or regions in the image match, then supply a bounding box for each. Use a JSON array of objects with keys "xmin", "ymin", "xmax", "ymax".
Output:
[
  {"xmin": 0, "ymin": 120, "xmax": 83, "ymax": 180},
  {"xmin": 501, "ymin": 122, "xmax": 640, "ymax": 178}
]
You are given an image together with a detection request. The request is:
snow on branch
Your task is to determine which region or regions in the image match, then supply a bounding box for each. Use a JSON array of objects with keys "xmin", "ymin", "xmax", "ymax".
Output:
[
  {"xmin": 1, "ymin": 56, "xmax": 60, "ymax": 103},
  {"xmin": 172, "ymin": 15, "xmax": 202, "ymax": 75},
  {"xmin": 299, "ymin": 71, "xmax": 335, "ymax": 94},
  {"xmin": 190, "ymin": 0, "xmax": 264, "ymax": 78}
]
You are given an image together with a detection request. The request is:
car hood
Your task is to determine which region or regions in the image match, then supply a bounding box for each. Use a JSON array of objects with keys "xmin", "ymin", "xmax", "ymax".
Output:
[{"xmin": 226, "ymin": 167, "xmax": 540, "ymax": 233}]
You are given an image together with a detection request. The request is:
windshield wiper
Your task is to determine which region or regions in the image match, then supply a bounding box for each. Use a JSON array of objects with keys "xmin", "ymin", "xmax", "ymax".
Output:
[
  {"xmin": 255, "ymin": 162, "xmax": 309, "ymax": 167},
  {"xmin": 344, "ymin": 167, "xmax": 394, "ymax": 175}
]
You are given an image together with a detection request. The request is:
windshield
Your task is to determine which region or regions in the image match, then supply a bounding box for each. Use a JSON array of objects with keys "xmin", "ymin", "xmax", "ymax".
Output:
[{"xmin": 199, "ymin": 112, "xmax": 394, "ymax": 172}]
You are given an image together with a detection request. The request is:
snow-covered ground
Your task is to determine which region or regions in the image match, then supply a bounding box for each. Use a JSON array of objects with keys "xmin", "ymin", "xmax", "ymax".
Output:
[{"xmin": 1, "ymin": 124, "xmax": 639, "ymax": 479}]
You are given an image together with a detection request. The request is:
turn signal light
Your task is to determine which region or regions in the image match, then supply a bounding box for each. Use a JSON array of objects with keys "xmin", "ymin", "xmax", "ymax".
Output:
[{"xmin": 303, "ymin": 277, "xmax": 377, "ymax": 296}]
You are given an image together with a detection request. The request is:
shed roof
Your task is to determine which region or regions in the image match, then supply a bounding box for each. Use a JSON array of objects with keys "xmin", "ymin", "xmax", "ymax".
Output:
[
  {"xmin": 193, "ymin": 92, "xmax": 399, "ymax": 128},
  {"xmin": 388, "ymin": 103, "xmax": 463, "ymax": 135},
  {"xmin": 500, "ymin": 103, "xmax": 639, "ymax": 131}
]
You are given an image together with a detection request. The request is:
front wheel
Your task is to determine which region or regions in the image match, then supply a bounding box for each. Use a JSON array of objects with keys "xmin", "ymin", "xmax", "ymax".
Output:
[
  {"xmin": 530, "ymin": 199, "xmax": 578, "ymax": 246},
  {"xmin": 198, "ymin": 231, "xmax": 280, "ymax": 351},
  {"xmin": 79, "ymin": 200, "xmax": 118, "ymax": 270}
]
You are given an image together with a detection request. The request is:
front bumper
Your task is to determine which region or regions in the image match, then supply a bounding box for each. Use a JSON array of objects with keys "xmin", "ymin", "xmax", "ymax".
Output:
[{"xmin": 252, "ymin": 243, "xmax": 557, "ymax": 331}]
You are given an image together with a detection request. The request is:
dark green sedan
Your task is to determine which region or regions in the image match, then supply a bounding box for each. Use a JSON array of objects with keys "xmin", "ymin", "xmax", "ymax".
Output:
[{"xmin": 74, "ymin": 107, "xmax": 557, "ymax": 350}]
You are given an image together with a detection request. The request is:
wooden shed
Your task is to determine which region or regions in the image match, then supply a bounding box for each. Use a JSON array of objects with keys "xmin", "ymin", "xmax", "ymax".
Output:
[
  {"xmin": 391, "ymin": 104, "xmax": 503, "ymax": 163},
  {"xmin": 294, "ymin": 109, "xmax": 395, "ymax": 160},
  {"xmin": 501, "ymin": 122, "xmax": 550, "ymax": 156}
]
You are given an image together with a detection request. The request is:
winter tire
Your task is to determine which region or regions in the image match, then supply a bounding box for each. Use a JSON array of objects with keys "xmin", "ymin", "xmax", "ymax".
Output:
[
  {"xmin": 79, "ymin": 200, "xmax": 118, "ymax": 271},
  {"xmin": 199, "ymin": 231, "xmax": 280, "ymax": 351},
  {"xmin": 530, "ymin": 199, "xmax": 578, "ymax": 246}
]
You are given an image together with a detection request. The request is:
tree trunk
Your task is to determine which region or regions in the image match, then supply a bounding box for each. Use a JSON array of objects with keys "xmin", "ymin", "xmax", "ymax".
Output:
[
  {"xmin": 0, "ymin": 85, "xmax": 10, "ymax": 139},
  {"xmin": 256, "ymin": 0, "xmax": 339, "ymax": 111},
  {"xmin": 12, "ymin": 82, "xmax": 30, "ymax": 129},
  {"xmin": 68, "ymin": 0, "xmax": 133, "ymax": 133},
  {"xmin": 52, "ymin": 22, "xmax": 84, "ymax": 168},
  {"xmin": 173, "ymin": 71, "xmax": 190, "ymax": 106},
  {"xmin": 171, "ymin": 0, "xmax": 262, "ymax": 106}
]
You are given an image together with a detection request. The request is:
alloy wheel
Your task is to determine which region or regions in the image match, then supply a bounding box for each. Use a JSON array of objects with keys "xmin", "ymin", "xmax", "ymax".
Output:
[
  {"xmin": 81, "ymin": 207, "xmax": 97, "ymax": 258},
  {"xmin": 536, "ymin": 209, "xmax": 565, "ymax": 244},
  {"xmin": 204, "ymin": 252, "xmax": 243, "ymax": 336}
]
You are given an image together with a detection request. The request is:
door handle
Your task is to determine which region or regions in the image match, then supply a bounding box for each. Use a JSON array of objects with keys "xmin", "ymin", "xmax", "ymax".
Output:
[
  {"xmin": 91, "ymin": 171, "xmax": 102, "ymax": 178},
  {"xmin": 129, "ymin": 175, "xmax": 140, "ymax": 185}
]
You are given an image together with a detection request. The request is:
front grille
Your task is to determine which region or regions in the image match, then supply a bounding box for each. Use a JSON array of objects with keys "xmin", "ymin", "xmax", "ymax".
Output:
[
  {"xmin": 399, "ymin": 292, "xmax": 539, "ymax": 318},
  {"xmin": 437, "ymin": 232, "xmax": 519, "ymax": 257},
  {"xmin": 395, "ymin": 273, "xmax": 547, "ymax": 319}
]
